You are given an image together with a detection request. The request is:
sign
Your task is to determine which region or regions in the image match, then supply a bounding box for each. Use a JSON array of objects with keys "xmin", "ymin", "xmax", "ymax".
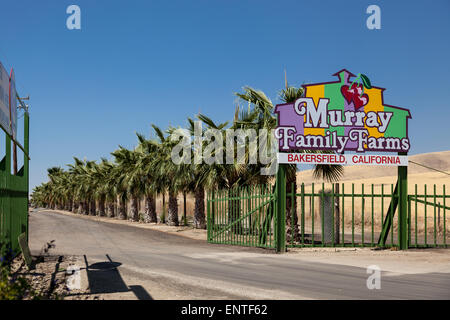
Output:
[
  {"xmin": 278, "ymin": 153, "xmax": 408, "ymax": 166},
  {"xmin": 275, "ymin": 69, "xmax": 411, "ymax": 165},
  {"xmin": 0, "ymin": 61, "xmax": 17, "ymax": 137},
  {"xmin": 0, "ymin": 61, "xmax": 11, "ymax": 135},
  {"xmin": 9, "ymin": 68, "xmax": 17, "ymax": 138}
]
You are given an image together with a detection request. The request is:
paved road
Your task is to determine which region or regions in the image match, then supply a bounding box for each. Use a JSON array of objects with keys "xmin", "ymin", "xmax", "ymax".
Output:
[{"xmin": 29, "ymin": 210, "xmax": 450, "ymax": 299}]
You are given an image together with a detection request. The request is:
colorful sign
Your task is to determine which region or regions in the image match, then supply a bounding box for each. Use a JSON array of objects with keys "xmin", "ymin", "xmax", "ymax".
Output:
[{"xmin": 275, "ymin": 70, "xmax": 411, "ymax": 159}]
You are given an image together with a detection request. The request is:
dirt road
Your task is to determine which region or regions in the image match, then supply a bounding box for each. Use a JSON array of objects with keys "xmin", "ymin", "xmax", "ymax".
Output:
[{"xmin": 29, "ymin": 210, "xmax": 450, "ymax": 299}]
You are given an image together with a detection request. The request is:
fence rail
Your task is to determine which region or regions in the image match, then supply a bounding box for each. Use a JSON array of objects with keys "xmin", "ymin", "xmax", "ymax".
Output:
[{"xmin": 206, "ymin": 181, "xmax": 449, "ymax": 249}]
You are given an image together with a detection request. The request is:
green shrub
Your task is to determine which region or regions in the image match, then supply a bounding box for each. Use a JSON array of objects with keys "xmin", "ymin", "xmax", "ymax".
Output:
[
  {"xmin": 0, "ymin": 243, "xmax": 39, "ymax": 300},
  {"xmin": 159, "ymin": 211, "xmax": 166, "ymax": 224},
  {"xmin": 0, "ymin": 266, "xmax": 34, "ymax": 300}
]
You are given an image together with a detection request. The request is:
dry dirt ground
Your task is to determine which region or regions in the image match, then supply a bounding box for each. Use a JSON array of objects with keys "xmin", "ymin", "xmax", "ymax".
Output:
[{"xmin": 9, "ymin": 254, "xmax": 91, "ymax": 299}]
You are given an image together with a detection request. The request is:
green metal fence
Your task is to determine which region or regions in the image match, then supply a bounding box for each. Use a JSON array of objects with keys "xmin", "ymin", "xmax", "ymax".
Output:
[
  {"xmin": 0, "ymin": 111, "xmax": 30, "ymax": 254},
  {"xmin": 408, "ymin": 185, "xmax": 448, "ymax": 248},
  {"xmin": 206, "ymin": 180, "xmax": 449, "ymax": 250},
  {"xmin": 207, "ymin": 184, "xmax": 277, "ymax": 249},
  {"xmin": 287, "ymin": 182, "xmax": 448, "ymax": 248}
]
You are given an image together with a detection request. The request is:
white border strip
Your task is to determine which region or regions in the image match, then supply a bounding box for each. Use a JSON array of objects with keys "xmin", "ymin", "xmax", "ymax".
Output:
[{"xmin": 277, "ymin": 153, "xmax": 408, "ymax": 166}]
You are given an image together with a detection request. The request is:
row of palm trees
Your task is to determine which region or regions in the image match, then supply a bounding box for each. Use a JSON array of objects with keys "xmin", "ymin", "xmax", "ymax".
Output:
[{"xmin": 31, "ymin": 83, "xmax": 342, "ymax": 236}]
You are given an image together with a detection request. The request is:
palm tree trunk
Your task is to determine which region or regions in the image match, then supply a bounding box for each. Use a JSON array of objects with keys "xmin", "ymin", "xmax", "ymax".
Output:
[
  {"xmin": 72, "ymin": 200, "xmax": 78, "ymax": 213},
  {"xmin": 129, "ymin": 196, "xmax": 139, "ymax": 222},
  {"xmin": 98, "ymin": 196, "xmax": 106, "ymax": 217},
  {"xmin": 194, "ymin": 187, "xmax": 206, "ymax": 229},
  {"xmin": 160, "ymin": 193, "xmax": 166, "ymax": 223},
  {"xmin": 83, "ymin": 201, "xmax": 89, "ymax": 215},
  {"xmin": 167, "ymin": 191, "xmax": 179, "ymax": 226},
  {"xmin": 183, "ymin": 191, "xmax": 187, "ymax": 226},
  {"xmin": 118, "ymin": 197, "xmax": 126, "ymax": 220},
  {"xmin": 107, "ymin": 201, "xmax": 115, "ymax": 218},
  {"xmin": 144, "ymin": 195, "xmax": 157, "ymax": 223},
  {"xmin": 89, "ymin": 199, "xmax": 96, "ymax": 216}
]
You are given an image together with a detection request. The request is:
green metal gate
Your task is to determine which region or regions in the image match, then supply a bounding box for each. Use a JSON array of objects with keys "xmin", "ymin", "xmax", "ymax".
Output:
[
  {"xmin": 206, "ymin": 184, "xmax": 277, "ymax": 249},
  {"xmin": 0, "ymin": 107, "xmax": 30, "ymax": 254}
]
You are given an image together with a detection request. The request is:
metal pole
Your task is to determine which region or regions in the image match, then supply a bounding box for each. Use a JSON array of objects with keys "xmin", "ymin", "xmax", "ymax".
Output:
[
  {"xmin": 24, "ymin": 111, "xmax": 30, "ymax": 242},
  {"xmin": 276, "ymin": 164, "xmax": 286, "ymax": 253},
  {"xmin": 398, "ymin": 152, "xmax": 408, "ymax": 250}
]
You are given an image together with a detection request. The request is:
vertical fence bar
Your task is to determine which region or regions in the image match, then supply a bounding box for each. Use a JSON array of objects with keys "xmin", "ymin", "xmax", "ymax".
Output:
[
  {"xmin": 424, "ymin": 185, "xmax": 427, "ymax": 246},
  {"xmin": 220, "ymin": 189, "xmax": 223, "ymax": 244},
  {"xmin": 391, "ymin": 184, "xmax": 394, "ymax": 246},
  {"xmin": 444, "ymin": 185, "xmax": 446, "ymax": 247},
  {"xmin": 312, "ymin": 183, "xmax": 315, "ymax": 246},
  {"xmin": 301, "ymin": 183, "xmax": 305, "ymax": 247},
  {"xmin": 258, "ymin": 185, "xmax": 261, "ymax": 246},
  {"xmin": 207, "ymin": 191, "xmax": 210, "ymax": 242},
  {"xmin": 264, "ymin": 184, "xmax": 272, "ymax": 247},
  {"xmin": 408, "ymin": 196, "xmax": 411, "ymax": 247},
  {"xmin": 224, "ymin": 189, "xmax": 227, "ymax": 244},
  {"xmin": 434, "ymin": 185, "xmax": 437, "ymax": 246},
  {"xmin": 291, "ymin": 182, "xmax": 297, "ymax": 246},
  {"xmin": 251, "ymin": 185, "xmax": 254, "ymax": 247},
  {"xmin": 321, "ymin": 183, "xmax": 324, "ymax": 247},
  {"xmin": 397, "ymin": 180, "xmax": 401, "ymax": 247},
  {"xmin": 352, "ymin": 183, "xmax": 355, "ymax": 246},
  {"xmin": 415, "ymin": 185, "xmax": 418, "ymax": 247},
  {"xmin": 381, "ymin": 184, "xmax": 384, "ymax": 247},
  {"xmin": 216, "ymin": 189, "xmax": 219, "ymax": 243},
  {"xmin": 332, "ymin": 184, "xmax": 335, "ymax": 247},
  {"xmin": 229, "ymin": 189, "xmax": 233, "ymax": 245},
  {"xmin": 371, "ymin": 184, "xmax": 374, "ymax": 246},
  {"xmin": 362, "ymin": 184, "xmax": 365, "ymax": 247},
  {"xmin": 341, "ymin": 183, "xmax": 345, "ymax": 247}
]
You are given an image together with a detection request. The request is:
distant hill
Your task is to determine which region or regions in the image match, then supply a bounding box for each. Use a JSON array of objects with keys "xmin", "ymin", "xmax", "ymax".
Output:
[{"xmin": 297, "ymin": 151, "xmax": 450, "ymax": 187}]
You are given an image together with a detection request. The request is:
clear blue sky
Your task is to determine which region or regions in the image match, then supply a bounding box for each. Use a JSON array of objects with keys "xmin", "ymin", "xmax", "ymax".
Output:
[{"xmin": 0, "ymin": 0, "xmax": 449, "ymax": 191}]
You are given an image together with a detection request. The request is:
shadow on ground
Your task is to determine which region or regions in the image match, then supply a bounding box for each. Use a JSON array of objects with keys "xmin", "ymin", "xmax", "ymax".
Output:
[{"xmin": 70, "ymin": 254, "xmax": 153, "ymax": 300}]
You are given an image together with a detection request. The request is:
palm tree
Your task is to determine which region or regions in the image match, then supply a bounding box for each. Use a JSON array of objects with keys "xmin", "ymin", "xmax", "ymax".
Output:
[
  {"xmin": 134, "ymin": 133, "xmax": 159, "ymax": 223},
  {"xmin": 151, "ymin": 125, "xmax": 180, "ymax": 226},
  {"xmin": 68, "ymin": 158, "xmax": 89, "ymax": 214},
  {"xmin": 111, "ymin": 147, "xmax": 136, "ymax": 220},
  {"xmin": 235, "ymin": 81, "xmax": 343, "ymax": 243},
  {"xmin": 187, "ymin": 115, "xmax": 229, "ymax": 229},
  {"xmin": 99, "ymin": 158, "xmax": 117, "ymax": 218}
]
